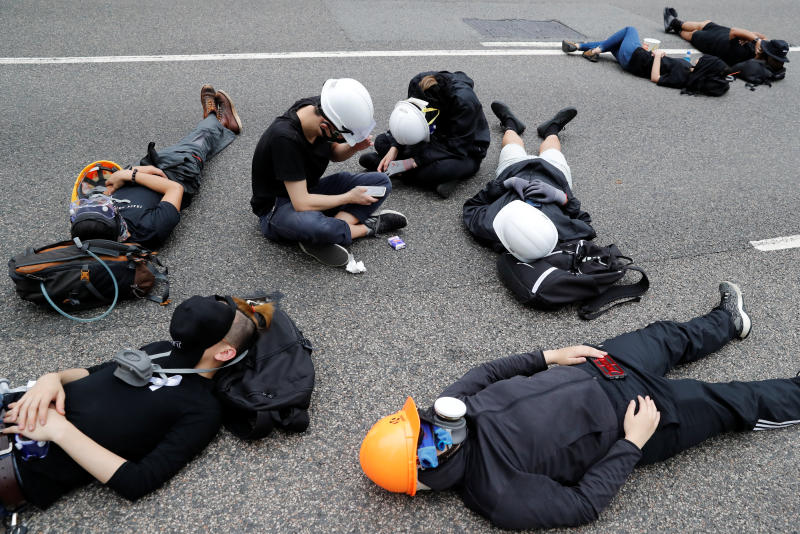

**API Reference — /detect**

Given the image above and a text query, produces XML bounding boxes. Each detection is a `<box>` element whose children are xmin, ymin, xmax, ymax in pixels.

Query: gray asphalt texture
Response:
<box><xmin>2</xmin><ymin>0</ymin><xmax>799</xmax><ymax>532</ymax></box>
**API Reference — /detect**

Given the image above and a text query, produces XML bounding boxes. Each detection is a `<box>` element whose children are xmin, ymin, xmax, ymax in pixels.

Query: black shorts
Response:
<box><xmin>690</xmin><ymin>22</ymin><xmax>730</xmax><ymax>57</ymax></box>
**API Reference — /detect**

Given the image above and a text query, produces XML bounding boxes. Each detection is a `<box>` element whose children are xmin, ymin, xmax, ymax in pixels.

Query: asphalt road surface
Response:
<box><xmin>1</xmin><ymin>0</ymin><xmax>798</xmax><ymax>532</ymax></box>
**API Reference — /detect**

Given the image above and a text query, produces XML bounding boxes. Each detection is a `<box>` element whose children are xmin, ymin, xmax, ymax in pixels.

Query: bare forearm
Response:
<box><xmin>650</xmin><ymin>56</ymin><xmax>662</xmax><ymax>83</ymax></box>
<box><xmin>330</xmin><ymin>142</ymin><xmax>357</xmax><ymax>162</ymax></box>
<box><xmin>57</xmin><ymin>368</ymin><xmax>89</xmax><ymax>385</ymax></box>
<box><xmin>53</xmin><ymin>422</ymin><xmax>126</xmax><ymax>483</ymax></box>
<box><xmin>293</xmin><ymin>192</ymin><xmax>351</xmax><ymax>211</ymax></box>
<box><xmin>730</xmin><ymin>27</ymin><xmax>758</xmax><ymax>41</ymax></box>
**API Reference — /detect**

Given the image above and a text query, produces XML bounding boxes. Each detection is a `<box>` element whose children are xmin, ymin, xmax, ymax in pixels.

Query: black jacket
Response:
<box><xmin>385</xmin><ymin>71</ymin><xmax>490</xmax><ymax>165</ymax></box>
<box><xmin>462</xmin><ymin>157</ymin><xmax>596</xmax><ymax>252</ymax></box>
<box><xmin>418</xmin><ymin>351</ymin><xmax>642</xmax><ymax>530</ymax></box>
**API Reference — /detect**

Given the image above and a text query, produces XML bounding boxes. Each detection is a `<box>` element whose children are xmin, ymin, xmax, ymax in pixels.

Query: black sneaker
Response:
<box><xmin>718</xmin><ymin>281</ymin><xmax>751</xmax><ymax>339</ymax></box>
<box><xmin>435</xmin><ymin>179</ymin><xmax>460</xmax><ymax>199</ymax></box>
<box><xmin>490</xmin><ymin>101</ymin><xmax>526</xmax><ymax>135</ymax></box>
<box><xmin>364</xmin><ymin>210</ymin><xmax>408</xmax><ymax>236</ymax></box>
<box><xmin>359</xmin><ymin>152</ymin><xmax>381</xmax><ymax>171</ymax></box>
<box><xmin>536</xmin><ymin>107</ymin><xmax>578</xmax><ymax>139</ymax></box>
<box><xmin>663</xmin><ymin>7</ymin><xmax>679</xmax><ymax>33</ymax></box>
<box><xmin>562</xmin><ymin>40</ymin><xmax>579</xmax><ymax>53</ymax></box>
<box><xmin>298</xmin><ymin>242</ymin><xmax>350</xmax><ymax>267</ymax></box>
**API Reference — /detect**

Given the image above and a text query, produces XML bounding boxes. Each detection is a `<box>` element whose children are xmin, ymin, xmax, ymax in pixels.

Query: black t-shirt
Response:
<box><xmin>250</xmin><ymin>97</ymin><xmax>334</xmax><ymax>216</ymax></box>
<box><xmin>15</xmin><ymin>352</ymin><xmax>222</xmax><ymax>507</ymax></box>
<box><xmin>112</xmin><ymin>183</ymin><xmax>180</xmax><ymax>250</ymax></box>
<box><xmin>627</xmin><ymin>48</ymin><xmax>691</xmax><ymax>88</ymax></box>
<box><xmin>691</xmin><ymin>22</ymin><xmax>756</xmax><ymax>66</ymax></box>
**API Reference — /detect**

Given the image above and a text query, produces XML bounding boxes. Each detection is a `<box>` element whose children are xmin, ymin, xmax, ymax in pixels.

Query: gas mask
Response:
<box><xmin>417</xmin><ymin>397</ymin><xmax>467</xmax><ymax>469</ymax></box>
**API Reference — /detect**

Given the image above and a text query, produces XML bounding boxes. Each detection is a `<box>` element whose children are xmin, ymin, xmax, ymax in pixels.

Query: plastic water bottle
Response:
<box><xmin>684</xmin><ymin>50</ymin><xmax>692</xmax><ymax>63</ymax></box>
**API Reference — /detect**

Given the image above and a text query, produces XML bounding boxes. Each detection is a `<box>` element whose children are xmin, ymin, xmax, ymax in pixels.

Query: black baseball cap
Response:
<box><xmin>762</xmin><ymin>39</ymin><xmax>790</xmax><ymax>63</ymax></box>
<box><xmin>169</xmin><ymin>295</ymin><xmax>236</xmax><ymax>353</ymax></box>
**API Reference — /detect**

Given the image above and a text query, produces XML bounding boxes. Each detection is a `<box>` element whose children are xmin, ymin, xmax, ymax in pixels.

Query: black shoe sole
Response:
<box><xmin>299</xmin><ymin>242</ymin><xmax>350</xmax><ymax>267</ymax></box>
<box><xmin>536</xmin><ymin>107</ymin><xmax>578</xmax><ymax>139</ymax></box>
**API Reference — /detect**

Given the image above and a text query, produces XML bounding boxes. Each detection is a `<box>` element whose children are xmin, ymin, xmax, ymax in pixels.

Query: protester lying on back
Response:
<box><xmin>69</xmin><ymin>85</ymin><xmax>241</xmax><ymax>250</ymax></box>
<box><xmin>0</xmin><ymin>294</ymin><xmax>272</xmax><ymax>512</ymax></box>
<box><xmin>360</xmin><ymin>282</ymin><xmax>800</xmax><ymax>530</ymax></box>
<box><xmin>463</xmin><ymin>102</ymin><xmax>594</xmax><ymax>262</ymax></box>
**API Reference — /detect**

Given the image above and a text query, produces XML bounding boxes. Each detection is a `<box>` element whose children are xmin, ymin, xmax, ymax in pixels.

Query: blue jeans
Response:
<box><xmin>580</xmin><ymin>26</ymin><xmax>641</xmax><ymax>71</ymax></box>
<box><xmin>259</xmin><ymin>171</ymin><xmax>391</xmax><ymax>246</ymax></box>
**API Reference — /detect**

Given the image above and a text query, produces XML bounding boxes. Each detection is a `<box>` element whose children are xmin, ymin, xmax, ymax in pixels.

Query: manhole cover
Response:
<box><xmin>464</xmin><ymin>18</ymin><xmax>586</xmax><ymax>40</ymax></box>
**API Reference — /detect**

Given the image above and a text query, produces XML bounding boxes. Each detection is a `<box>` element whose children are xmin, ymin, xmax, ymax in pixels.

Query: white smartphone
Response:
<box><xmin>363</xmin><ymin>186</ymin><xmax>386</xmax><ymax>197</ymax></box>
<box><xmin>386</xmin><ymin>160</ymin><xmax>406</xmax><ymax>176</ymax></box>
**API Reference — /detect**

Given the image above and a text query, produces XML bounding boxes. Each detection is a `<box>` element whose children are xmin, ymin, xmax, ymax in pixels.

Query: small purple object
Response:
<box><xmin>388</xmin><ymin>236</ymin><xmax>406</xmax><ymax>250</ymax></box>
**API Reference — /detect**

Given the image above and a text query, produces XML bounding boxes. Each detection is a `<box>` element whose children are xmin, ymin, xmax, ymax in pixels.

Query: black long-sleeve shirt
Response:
<box><xmin>462</xmin><ymin>157</ymin><xmax>596</xmax><ymax>252</ymax></box>
<box><xmin>418</xmin><ymin>351</ymin><xmax>641</xmax><ymax>530</ymax></box>
<box><xmin>16</xmin><ymin>349</ymin><xmax>222</xmax><ymax>508</ymax></box>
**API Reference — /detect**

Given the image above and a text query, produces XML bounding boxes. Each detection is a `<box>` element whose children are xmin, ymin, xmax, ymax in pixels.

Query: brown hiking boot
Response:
<box><xmin>201</xmin><ymin>84</ymin><xmax>217</xmax><ymax>118</ymax></box>
<box><xmin>215</xmin><ymin>90</ymin><xmax>242</xmax><ymax>134</ymax></box>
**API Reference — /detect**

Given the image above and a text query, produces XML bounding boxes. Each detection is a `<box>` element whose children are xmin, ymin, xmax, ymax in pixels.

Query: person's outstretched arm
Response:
<box><xmin>729</xmin><ymin>27</ymin><xmax>765</xmax><ymax>42</ymax></box>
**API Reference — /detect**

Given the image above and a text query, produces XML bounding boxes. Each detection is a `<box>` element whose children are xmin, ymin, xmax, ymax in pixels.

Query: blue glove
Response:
<box><xmin>503</xmin><ymin>176</ymin><xmax>529</xmax><ymax>200</ymax></box>
<box><xmin>524</xmin><ymin>179</ymin><xmax>567</xmax><ymax>205</ymax></box>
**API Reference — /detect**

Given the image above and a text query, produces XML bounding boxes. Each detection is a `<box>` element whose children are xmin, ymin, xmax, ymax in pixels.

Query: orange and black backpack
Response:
<box><xmin>8</xmin><ymin>238</ymin><xmax>169</xmax><ymax>321</ymax></box>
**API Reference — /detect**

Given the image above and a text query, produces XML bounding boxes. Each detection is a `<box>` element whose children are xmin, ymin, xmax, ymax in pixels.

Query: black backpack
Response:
<box><xmin>8</xmin><ymin>238</ymin><xmax>169</xmax><ymax>320</ymax></box>
<box><xmin>682</xmin><ymin>55</ymin><xmax>732</xmax><ymax>97</ymax></box>
<box><xmin>728</xmin><ymin>59</ymin><xmax>785</xmax><ymax>89</ymax></box>
<box><xmin>213</xmin><ymin>307</ymin><xmax>315</xmax><ymax>439</ymax></box>
<box><xmin>497</xmin><ymin>240</ymin><xmax>649</xmax><ymax>320</ymax></box>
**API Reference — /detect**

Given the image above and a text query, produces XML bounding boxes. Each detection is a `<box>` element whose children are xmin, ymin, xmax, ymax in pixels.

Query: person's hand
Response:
<box><xmin>133</xmin><ymin>165</ymin><xmax>167</xmax><ymax>179</ymax></box>
<box><xmin>543</xmin><ymin>345</ymin><xmax>607</xmax><ymax>366</ymax></box>
<box><xmin>352</xmin><ymin>135</ymin><xmax>374</xmax><ymax>152</ymax></box>
<box><xmin>2</xmin><ymin>407</ymin><xmax>70</xmax><ymax>443</ymax></box>
<box><xmin>652</xmin><ymin>49</ymin><xmax>667</xmax><ymax>59</ymax></box>
<box><xmin>378</xmin><ymin>146</ymin><xmax>399</xmax><ymax>172</ymax></box>
<box><xmin>524</xmin><ymin>179</ymin><xmax>568</xmax><ymax>204</ymax></box>
<box><xmin>4</xmin><ymin>373</ymin><xmax>66</xmax><ymax>431</ymax></box>
<box><xmin>347</xmin><ymin>186</ymin><xmax>379</xmax><ymax>205</ymax></box>
<box><xmin>755</xmin><ymin>32</ymin><xmax>766</xmax><ymax>40</ymax></box>
<box><xmin>502</xmin><ymin>176</ymin><xmax>529</xmax><ymax>200</ymax></box>
<box><xmin>623</xmin><ymin>395</ymin><xmax>661</xmax><ymax>449</ymax></box>
<box><xmin>104</xmin><ymin>169</ymin><xmax>131</xmax><ymax>194</ymax></box>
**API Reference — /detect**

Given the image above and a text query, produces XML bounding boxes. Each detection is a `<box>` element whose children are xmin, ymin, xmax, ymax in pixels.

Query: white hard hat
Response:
<box><xmin>388</xmin><ymin>98</ymin><xmax>430</xmax><ymax>145</ymax></box>
<box><xmin>320</xmin><ymin>78</ymin><xmax>376</xmax><ymax>146</ymax></box>
<box><xmin>492</xmin><ymin>200</ymin><xmax>558</xmax><ymax>262</ymax></box>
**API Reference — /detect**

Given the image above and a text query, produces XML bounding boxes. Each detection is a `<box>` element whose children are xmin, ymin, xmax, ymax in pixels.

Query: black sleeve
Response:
<box><xmin>439</xmin><ymin>351</ymin><xmax>547</xmax><ymax>398</ymax></box>
<box><xmin>86</xmin><ymin>361</ymin><xmax>116</xmax><ymax>374</ymax></box>
<box><xmin>462</xmin><ymin>178</ymin><xmax>510</xmax><ymax>243</ymax></box>
<box><xmin>484</xmin><ymin>439</ymin><xmax>642</xmax><ymax>530</ymax></box>
<box><xmin>270</xmin><ymin>135</ymin><xmax>309</xmax><ymax>182</ymax></box>
<box><xmin>437</xmin><ymin>94</ymin><xmax>483</xmax><ymax>158</ymax></box>
<box><xmin>105</xmin><ymin>406</ymin><xmax>222</xmax><ymax>501</ymax></box>
<box><xmin>135</xmin><ymin>202</ymin><xmax>180</xmax><ymax>248</ymax></box>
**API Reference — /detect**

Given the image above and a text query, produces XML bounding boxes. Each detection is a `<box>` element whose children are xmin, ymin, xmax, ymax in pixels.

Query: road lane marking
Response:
<box><xmin>4</xmin><ymin>46</ymin><xmax>797</xmax><ymax>65</ymax></box>
<box><xmin>750</xmin><ymin>235</ymin><xmax>800</xmax><ymax>251</ymax></box>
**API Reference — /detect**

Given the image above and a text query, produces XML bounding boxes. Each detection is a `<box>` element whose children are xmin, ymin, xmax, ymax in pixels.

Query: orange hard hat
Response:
<box><xmin>71</xmin><ymin>160</ymin><xmax>122</xmax><ymax>202</ymax></box>
<box><xmin>359</xmin><ymin>397</ymin><xmax>421</xmax><ymax>496</ymax></box>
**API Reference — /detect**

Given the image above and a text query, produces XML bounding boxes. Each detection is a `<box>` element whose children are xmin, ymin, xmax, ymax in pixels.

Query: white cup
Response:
<box><xmin>643</xmin><ymin>38</ymin><xmax>661</xmax><ymax>51</ymax></box>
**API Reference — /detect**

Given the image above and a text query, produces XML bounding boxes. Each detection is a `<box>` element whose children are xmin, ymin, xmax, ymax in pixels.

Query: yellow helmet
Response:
<box><xmin>71</xmin><ymin>160</ymin><xmax>122</xmax><ymax>202</ymax></box>
<box><xmin>359</xmin><ymin>397</ymin><xmax>421</xmax><ymax>496</ymax></box>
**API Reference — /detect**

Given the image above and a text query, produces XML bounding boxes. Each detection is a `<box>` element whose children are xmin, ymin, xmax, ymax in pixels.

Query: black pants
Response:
<box><xmin>589</xmin><ymin>309</ymin><xmax>800</xmax><ymax>464</ymax></box>
<box><xmin>374</xmin><ymin>133</ymin><xmax>480</xmax><ymax>188</ymax></box>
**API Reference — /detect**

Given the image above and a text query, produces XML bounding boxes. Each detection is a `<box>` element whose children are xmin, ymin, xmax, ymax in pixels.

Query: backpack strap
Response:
<box><xmin>40</xmin><ymin>239</ymin><xmax>120</xmax><ymax>323</ymax></box>
<box><xmin>577</xmin><ymin>266</ymin><xmax>649</xmax><ymax>320</ymax></box>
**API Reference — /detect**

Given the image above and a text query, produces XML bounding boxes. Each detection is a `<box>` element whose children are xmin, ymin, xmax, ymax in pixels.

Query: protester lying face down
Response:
<box><xmin>0</xmin><ymin>293</ymin><xmax>273</xmax><ymax>512</ymax></box>
<box><xmin>251</xmin><ymin>77</ymin><xmax>408</xmax><ymax>267</ymax></box>
<box><xmin>359</xmin><ymin>282</ymin><xmax>800</xmax><ymax>530</ymax></box>
<box><xmin>359</xmin><ymin>71</ymin><xmax>491</xmax><ymax>198</ymax></box>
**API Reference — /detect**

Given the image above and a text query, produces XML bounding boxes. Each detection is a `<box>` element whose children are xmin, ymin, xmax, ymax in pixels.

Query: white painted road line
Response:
<box><xmin>1</xmin><ymin>46</ymin><xmax>796</xmax><ymax>66</ymax></box>
<box><xmin>750</xmin><ymin>235</ymin><xmax>800</xmax><ymax>251</ymax></box>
